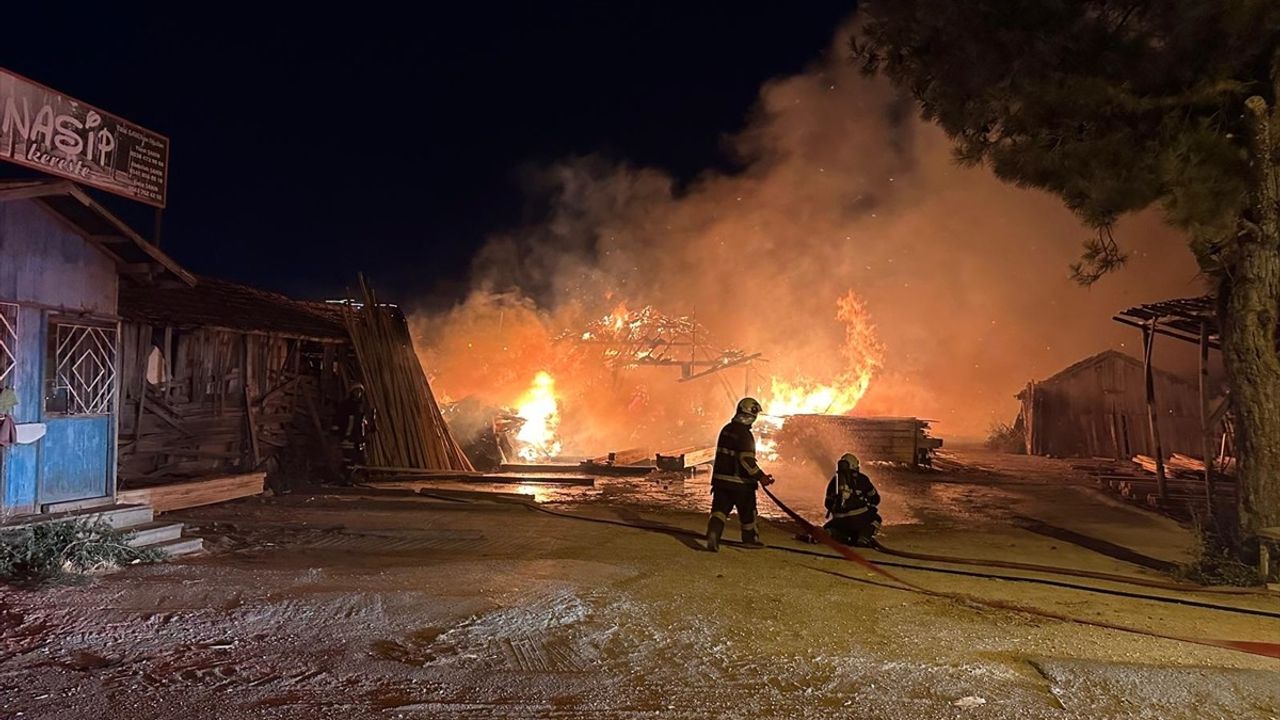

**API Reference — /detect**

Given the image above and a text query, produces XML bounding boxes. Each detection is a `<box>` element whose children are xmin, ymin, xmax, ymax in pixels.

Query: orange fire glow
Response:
<box><xmin>514</xmin><ymin>371</ymin><xmax>562</xmax><ymax>460</ymax></box>
<box><xmin>763</xmin><ymin>290</ymin><xmax>884</xmax><ymax>417</ymax></box>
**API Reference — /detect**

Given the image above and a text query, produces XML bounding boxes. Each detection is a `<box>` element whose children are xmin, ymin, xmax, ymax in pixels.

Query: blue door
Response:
<box><xmin>38</xmin><ymin>417</ymin><xmax>111</xmax><ymax>504</ymax></box>
<box><xmin>37</xmin><ymin>320</ymin><xmax>118</xmax><ymax>506</ymax></box>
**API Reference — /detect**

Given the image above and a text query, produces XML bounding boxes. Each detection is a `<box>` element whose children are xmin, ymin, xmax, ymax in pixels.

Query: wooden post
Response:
<box><xmin>1200</xmin><ymin>320</ymin><xmax>1216</xmax><ymax>517</ymax></box>
<box><xmin>1142</xmin><ymin>323</ymin><xmax>1168</xmax><ymax>502</ymax></box>
<box><xmin>242</xmin><ymin>339</ymin><xmax>260</xmax><ymax>470</ymax></box>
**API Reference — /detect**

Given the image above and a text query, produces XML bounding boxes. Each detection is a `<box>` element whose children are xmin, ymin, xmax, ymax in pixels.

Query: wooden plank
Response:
<box><xmin>358</xmin><ymin>465</ymin><xmax>481</xmax><ymax>476</ymax></box>
<box><xmin>1142</xmin><ymin>323</ymin><xmax>1168</xmax><ymax>500</ymax></box>
<box><xmin>117</xmin><ymin>472</ymin><xmax>266</xmax><ymax>513</ymax></box>
<box><xmin>372</xmin><ymin>474</ymin><xmax>595</xmax><ymax>486</ymax></box>
<box><xmin>1199</xmin><ymin>320</ymin><xmax>1216</xmax><ymax>515</ymax></box>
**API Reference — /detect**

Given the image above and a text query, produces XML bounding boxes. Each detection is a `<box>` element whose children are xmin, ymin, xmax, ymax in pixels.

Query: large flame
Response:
<box><xmin>764</xmin><ymin>290</ymin><xmax>884</xmax><ymax>417</ymax></box>
<box><xmin>515</xmin><ymin>371</ymin><xmax>562</xmax><ymax>460</ymax></box>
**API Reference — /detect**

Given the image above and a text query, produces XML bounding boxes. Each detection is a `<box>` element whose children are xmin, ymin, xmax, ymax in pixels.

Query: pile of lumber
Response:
<box><xmin>345</xmin><ymin>276</ymin><xmax>473</xmax><ymax>472</ymax></box>
<box><xmin>774</xmin><ymin>415</ymin><xmax>942</xmax><ymax>467</ymax></box>
<box><xmin>1081</xmin><ymin>453</ymin><xmax>1237</xmax><ymax>521</ymax></box>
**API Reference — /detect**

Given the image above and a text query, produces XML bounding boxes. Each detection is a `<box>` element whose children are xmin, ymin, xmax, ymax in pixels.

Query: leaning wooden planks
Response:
<box><xmin>345</xmin><ymin>275</ymin><xmax>474</xmax><ymax>472</ymax></box>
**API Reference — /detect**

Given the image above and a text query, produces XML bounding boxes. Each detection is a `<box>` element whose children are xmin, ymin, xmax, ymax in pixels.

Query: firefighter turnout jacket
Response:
<box><xmin>825</xmin><ymin>470</ymin><xmax>880</xmax><ymax>520</ymax></box>
<box><xmin>712</xmin><ymin>420</ymin><xmax>766</xmax><ymax>490</ymax></box>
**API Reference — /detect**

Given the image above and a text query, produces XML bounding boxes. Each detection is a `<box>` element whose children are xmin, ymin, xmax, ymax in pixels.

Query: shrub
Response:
<box><xmin>985</xmin><ymin>421</ymin><xmax>1026</xmax><ymax>454</ymax></box>
<box><xmin>1176</xmin><ymin>517</ymin><xmax>1259</xmax><ymax>587</ymax></box>
<box><xmin>0</xmin><ymin>518</ymin><xmax>163</xmax><ymax>586</ymax></box>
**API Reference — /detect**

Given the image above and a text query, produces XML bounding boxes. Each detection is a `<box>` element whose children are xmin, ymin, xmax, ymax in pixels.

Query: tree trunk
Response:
<box><xmin>1221</xmin><ymin>93</ymin><xmax>1280</xmax><ymax>538</ymax></box>
<box><xmin>1219</xmin><ymin>244</ymin><xmax>1280</xmax><ymax>537</ymax></box>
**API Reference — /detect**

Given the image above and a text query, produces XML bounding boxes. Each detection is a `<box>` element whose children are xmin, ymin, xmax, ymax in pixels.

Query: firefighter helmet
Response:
<box><xmin>732</xmin><ymin>394</ymin><xmax>757</xmax><ymax>422</ymax></box>
<box><xmin>838</xmin><ymin>453</ymin><xmax>860</xmax><ymax>471</ymax></box>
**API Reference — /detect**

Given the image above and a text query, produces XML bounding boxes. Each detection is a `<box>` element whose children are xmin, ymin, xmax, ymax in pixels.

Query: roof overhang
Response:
<box><xmin>0</xmin><ymin>179</ymin><xmax>195</xmax><ymax>287</ymax></box>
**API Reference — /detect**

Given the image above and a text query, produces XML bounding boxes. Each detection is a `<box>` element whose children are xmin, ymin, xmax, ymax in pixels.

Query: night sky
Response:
<box><xmin>3</xmin><ymin>4</ymin><xmax>854</xmax><ymax>304</ymax></box>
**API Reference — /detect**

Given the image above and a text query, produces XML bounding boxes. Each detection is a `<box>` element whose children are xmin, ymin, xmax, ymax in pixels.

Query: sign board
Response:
<box><xmin>0</xmin><ymin>68</ymin><xmax>168</xmax><ymax>207</ymax></box>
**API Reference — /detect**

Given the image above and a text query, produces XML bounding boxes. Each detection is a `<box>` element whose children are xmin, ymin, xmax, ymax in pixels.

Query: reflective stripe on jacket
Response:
<box><xmin>711</xmin><ymin>421</ymin><xmax>763</xmax><ymax>489</ymax></box>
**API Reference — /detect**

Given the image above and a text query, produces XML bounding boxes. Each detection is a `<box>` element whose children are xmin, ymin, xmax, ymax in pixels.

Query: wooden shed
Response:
<box><xmin>1018</xmin><ymin>350</ymin><xmax>1204</xmax><ymax>459</ymax></box>
<box><xmin>115</xmin><ymin>276</ymin><xmax>357</xmax><ymax>489</ymax></box>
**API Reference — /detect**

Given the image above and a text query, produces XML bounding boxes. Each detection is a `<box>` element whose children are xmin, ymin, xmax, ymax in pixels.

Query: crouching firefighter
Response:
<box><xmin>706</xmin><ymin>397</ymin><xmax>775</xmax><ymax>552</ymax></box>
<box><xmin>824</xmin><ymin>453</ymin><xmax>881</xmax><ymax>547</ymax></box>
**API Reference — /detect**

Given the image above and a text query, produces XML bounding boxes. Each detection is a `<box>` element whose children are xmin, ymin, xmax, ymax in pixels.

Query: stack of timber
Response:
<box><xmin>118</xmin><ymin>277</ymin><xmax>355</xmax><ymax>489</ymax></box>
<box><xmin>346</xmin><ymin>276</ymin><xmax>473</xmax><ymax>472</ymax></box>
<box><xmin>1080</xmin><ymin>453</ymin><xmax>1237</xmax><ymax>521</ymax></box>
<box><xmin>774</xmin><ymin>416</ymin><xmax>942</xmax><ymax>467</ymax></box>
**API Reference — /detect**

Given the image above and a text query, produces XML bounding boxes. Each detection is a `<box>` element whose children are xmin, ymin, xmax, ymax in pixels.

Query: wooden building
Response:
<box><xmin>0</xmin><ymin>180</ymin><xmax>192</xmax><ymax>516</ymax></box>
<box><xmin>1018</xmin><ymin>350</ymin><xmax>1205</xmax><ymax>459</ymax></box>
<box><xmin>115</xmin><ymin>277</ymin><xmax>357</xmax><ymax>489</ymax></box>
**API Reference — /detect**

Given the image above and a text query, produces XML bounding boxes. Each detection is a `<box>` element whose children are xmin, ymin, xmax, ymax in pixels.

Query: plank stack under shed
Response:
<box><xmin>345</xmin><ymin>276</ymin><xmax>473</xmax><ymax>472</ymax></box>
<box><xmin>1080</xmin><ymin>453</ymin><xmax>1237</xmax><ymax>521</ymax></box>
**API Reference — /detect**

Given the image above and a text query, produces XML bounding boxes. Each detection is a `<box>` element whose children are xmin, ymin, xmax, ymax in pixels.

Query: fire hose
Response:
<box><xmin>452</xmin><ymin>488</ymin><xmax>1280</xmax><ymax>660</ymax></box>
<box><xmin>758</xmin><ymin>485</ymin><xmax>1280</xmax><ymax>661</ymax></box>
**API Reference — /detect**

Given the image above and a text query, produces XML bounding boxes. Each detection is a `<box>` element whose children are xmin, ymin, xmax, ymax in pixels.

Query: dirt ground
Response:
<box><xmin>3</xmin><ymin>449</ymin><xmax>1279</xmax><ymax>719</ymax></box>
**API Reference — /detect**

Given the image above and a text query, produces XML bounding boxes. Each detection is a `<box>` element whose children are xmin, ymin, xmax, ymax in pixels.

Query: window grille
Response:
<box><xmin>0</xmin><ymin>303</ymin><xmax>15</xmax><ymax>388</ymax></box>
<box><xmin>47</xmin><ymin>322</ymin><xmax>117</xmax><ymax>415</ymax></box>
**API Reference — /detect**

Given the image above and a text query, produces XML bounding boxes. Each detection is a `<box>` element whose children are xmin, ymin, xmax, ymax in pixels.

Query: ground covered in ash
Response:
<box><xmin>2</xmin><ymin>450</ymin><xmax>1279</xmax><ymax>719</ymax></box>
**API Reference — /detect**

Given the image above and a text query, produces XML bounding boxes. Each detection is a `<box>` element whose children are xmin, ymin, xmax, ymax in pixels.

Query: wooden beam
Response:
<box><xmin>676</xmin><ymin>353</ymin><xmax>765</xmax><ymax>383</ymax></box>
<box><xmin>1200</xmin><ymin>321</ymin><xmax>1216</xmax><ymax>517</ymax></box>
<box><xmin>1142</xmin><ymin>322</ymin><xmax>1168</xmax><ymax>502</ymax></box>
<box><xmin>118</xmin><ymin>472</ymin><xmax>266</xmax><ymax>513</ymax></box>
<box><xmin>0</xmin><ymin>181</ymin><xmax>75</xmax><ymax>203</ymax></box>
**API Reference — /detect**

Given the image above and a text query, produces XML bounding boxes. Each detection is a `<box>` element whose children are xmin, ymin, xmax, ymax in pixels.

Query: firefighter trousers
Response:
<box><xmin>824</xmin><ymin>508</ymin><xmax>881</xmax><ymax>546</ymax></box>
<box><xmin>707</xmin><ymin>485</ymin><xmax>761</xmax><ymax>542</ymax></box>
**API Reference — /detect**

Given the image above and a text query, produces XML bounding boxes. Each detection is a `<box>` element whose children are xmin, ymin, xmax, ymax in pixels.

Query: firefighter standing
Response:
<box><xmin>331</xmin><ymin>383</ymin><xmax>376</xmax><ymax>485</ymax></box>
<box><xmin>706</xmin><ymin>397</ymin><xmax>775</xmax><ymax>552</ymax></box>
<box><xmin>824</xmin><ymin>453</ymin><xmax>882</xmax><ymax>546</ymax></box>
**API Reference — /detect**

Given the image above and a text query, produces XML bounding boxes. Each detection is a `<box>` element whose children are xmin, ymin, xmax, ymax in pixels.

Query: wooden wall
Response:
<box><xmin>0</xmin><ymin>199</ymin><xmax>116</xmax><ymax>314</ymax></box>
<box><xmin>117</xmin><ymin>323</ymin><xmax>352</xmax><ymax>487</ymax></box>
<box><xmin>1023</xmin><ymin>354</ymin><xmax>1205</xmax><ymax>459</ymax></box>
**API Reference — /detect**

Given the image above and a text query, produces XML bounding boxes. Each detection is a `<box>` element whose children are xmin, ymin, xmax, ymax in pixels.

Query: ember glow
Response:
<box><xmin>514</xmin><ymin>371</ymin><xmax>562</xmax><ymax>460</ymax></box>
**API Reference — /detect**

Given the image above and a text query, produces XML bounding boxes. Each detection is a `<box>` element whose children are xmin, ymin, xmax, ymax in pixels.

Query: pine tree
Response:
<box><xmin>853</xmin><ymin>0</ymin><xmax>1280</xmax><ymax>539</ymax></box>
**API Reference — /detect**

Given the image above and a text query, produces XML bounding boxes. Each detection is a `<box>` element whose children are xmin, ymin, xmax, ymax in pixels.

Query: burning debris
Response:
<box><xmin>423</xmin><ymin>287</ymin><xmax>903</xmax><ymax>465</ymax></box>
<box><xmin>563</xmin><ymin>303</ymin><xmax>761</xmax><ymax>380</ymax></box>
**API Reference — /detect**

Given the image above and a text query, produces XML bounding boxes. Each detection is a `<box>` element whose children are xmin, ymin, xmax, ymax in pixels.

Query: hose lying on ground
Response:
<box><xmin>758</xmin><ymin>485</ymin><xmax>1280</xmax><ymax>661</ymax></box>
<box><xmin>868</xmin><ymin>541</ymin><xmax>1264</xmax><ymax>596</ymax></box>
<box><xmin>408</xmin><ymin>487</ymin><xmax>1280</xmax><ymax>659</ymax></box>
<box><xmin>394</xmin><ymin>483</ymin><xmax>1280</xmax><ymax>658</ymax></box>
<box><xmin>465</xmin><ymin>490</ymin><xmax>1280</xmax><ymax>619</ymax></box>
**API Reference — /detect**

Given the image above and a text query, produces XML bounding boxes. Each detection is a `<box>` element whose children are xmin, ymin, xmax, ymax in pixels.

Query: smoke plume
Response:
<box><xmin>414</xmin><ymin>21</ymin><xmax>1203</xmax><ymax>451</ymax></box>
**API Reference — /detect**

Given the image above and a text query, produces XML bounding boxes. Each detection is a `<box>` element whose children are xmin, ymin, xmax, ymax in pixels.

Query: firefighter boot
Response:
<box><xmin>741</xmin><ymin>522</ymin><xmax>765</xmax><ymax>549</ymax></box>
<box><xmin>706</xmin><ymin>513</ymin><xmax>726</xmax><ymax>552</ymax></box>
